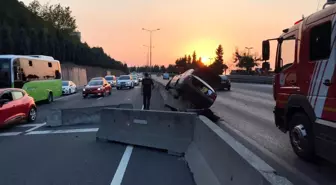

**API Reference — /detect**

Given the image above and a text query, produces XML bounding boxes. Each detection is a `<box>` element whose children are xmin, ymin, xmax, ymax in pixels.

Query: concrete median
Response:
<box><xmin>46</xmin><ymin>104</ymin><xmax>133</xmax><ymax>127</ymax></box>
<box><xmin>96</xmin><ymin>108</ymin><xmax>196</xmax><ymax>154</ymax></box>
<box><xmin>96</xmin><ymin>108</ymin><xmax>292</xmax><ymax>185</ymax></box>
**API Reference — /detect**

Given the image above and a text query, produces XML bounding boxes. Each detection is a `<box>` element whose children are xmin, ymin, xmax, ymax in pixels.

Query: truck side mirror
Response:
<box><xmin>262</xmin><ymin>40</ymin><xmax>270</xmax><ymax>61</ymax></box>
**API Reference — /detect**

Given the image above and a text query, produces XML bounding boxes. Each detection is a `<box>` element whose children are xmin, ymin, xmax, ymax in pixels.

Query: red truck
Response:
<box><xmin>262</xmin><ymin>1</ymin><xmax>336</xmax><ymax>163</ymax></box>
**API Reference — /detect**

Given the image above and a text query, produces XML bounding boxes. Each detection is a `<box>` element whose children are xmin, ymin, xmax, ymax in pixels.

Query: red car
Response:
<box><xmin>0</xmin><ymin>88</ymin><xmax>37</xmax><ymax>126</ymax></box>
<box><xmin>82</xmin><ymin>78</ymin><xmax>112</xmax><ymax>98</ymax></box>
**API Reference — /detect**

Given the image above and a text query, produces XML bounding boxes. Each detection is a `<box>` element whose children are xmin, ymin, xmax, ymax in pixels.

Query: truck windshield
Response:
<box><xmin>0</xmin><ymin>59</ymin><xmax>12</xmax><ymax>88</ymax></box>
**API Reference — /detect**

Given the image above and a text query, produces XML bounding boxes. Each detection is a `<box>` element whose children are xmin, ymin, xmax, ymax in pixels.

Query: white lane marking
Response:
<box><xmin>110</xmin><ymin>145</ymin><xmax>134</xmax><ymax>185</ymax></box>
<box><xmin>54</xmin><ymin>93</ymin><xmax>79</xmax><ymax>101</ymax></box>
<box><xmin>220</xmin><ymin>121</ymin><xmax>319</xmax><ymax>185</ymax></box>
<box><xmin>17</xmin><ymin>123</ymin><xmax>45</xmax><ymax>128</ymax></box>
<box><xmin>0</xmin><ymin>132</ymin><xmax>21</xmax><ymax>136</ymax></box>
<box><xmin>316</xmin><ymin>119</ymin><xmax>336</xmax><ymax>128</ymax></box>
<box><xmin>26</xmin><ymin>128</ymin><xmax>99</xmax><ymax>135</ymax></box>
<box><xmin>141</xmin><ymin>105</ymin><xmax>144</xmax><ymax>110</ymax></box>
<box><xmin>133</xmin><ymin>119</ymin><xmax>147</xmax><ymax>125</ymax></box>
<box><xmin>25</xmin><ymin>122</ymin><xmax>46</xmax><ymax>133</ymax></box>
<box><xmin>97</xmin><ymin>97</ymin><xmax>103</xmax><ymax>100</ymax></box>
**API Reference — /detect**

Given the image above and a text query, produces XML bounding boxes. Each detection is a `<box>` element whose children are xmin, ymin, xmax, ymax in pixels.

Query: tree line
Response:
<box><xmin>0</xmin><ymin>0</ymin><xmax>128</xmax><ymax>73</ymax></box>
<box><xmin>129</xmin><ymin>45</ymin><xmax>229</xmax><ymax>75</ymax></box>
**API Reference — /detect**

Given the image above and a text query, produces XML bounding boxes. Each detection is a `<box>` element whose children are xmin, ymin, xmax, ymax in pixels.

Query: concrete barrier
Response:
<box><xmin>96</xmin><ymin>108</ymin><xmax>292</xmax><ymax>185</ymax></box>
<box><xmin>96</xmin><ymin>108</ymin><xmax>196</xmax><ymax>154</ymax></box>
<box><xmin>227</xmin><ymin>75</ymin><xmax>274</xmax><ymax>84</ymax></box>
<box><xmin>46</xmin><ymin>104</ymin><xmax>133</xmax><ymax>127</ymax></box>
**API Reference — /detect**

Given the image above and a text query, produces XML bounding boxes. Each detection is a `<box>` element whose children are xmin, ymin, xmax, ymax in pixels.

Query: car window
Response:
<box><xmin>105</xmin><ymin>76</ymin><xmax>114</xmax><ymax>80</ymax></box>
<box><xmin>88</xmin><ymin>80</ymin><xmax>103</xmax><ymax>86</ymax></box>
<box><xmin>62</xmin><ymin>81</ymin><xmax>69</xmax><ymax>86</ymax></box>
<box><xmin>119</xmin><ymin>76</ymin><xmax>130</xmax><ymax>80</ymax></box>
<box><xmin>12</xmin><ymin>91</ymin><xmax>24</xmax><ymax>100</ymax></box>
<box><xmin>1</xmin><ymin>92</ymin><xmax>13</xmax><ymax>101</ymax></box>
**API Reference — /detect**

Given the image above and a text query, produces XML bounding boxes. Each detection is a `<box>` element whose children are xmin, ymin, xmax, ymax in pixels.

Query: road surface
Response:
<box><xmin>154</xmin><ymin>76</ymin><xmax>336</xmax><ymax>185</ymax></box>
<box><xmin>0</xmin><ymin>85</ymin><xmax>195</xmax><ymax>185</ymax></box>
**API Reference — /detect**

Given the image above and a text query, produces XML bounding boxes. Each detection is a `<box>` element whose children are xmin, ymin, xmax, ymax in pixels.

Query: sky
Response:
<box><xmin>22</xmin><ymin>0</ymin><xmax>323</xmax><ymax>68</ymax></box>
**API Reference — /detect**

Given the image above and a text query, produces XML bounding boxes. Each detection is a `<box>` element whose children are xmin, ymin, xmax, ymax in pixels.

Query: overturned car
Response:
<box><xmin>165</xmin><ymin>69</ymin><xmax>221</xmax><ymax>110</ymax></box>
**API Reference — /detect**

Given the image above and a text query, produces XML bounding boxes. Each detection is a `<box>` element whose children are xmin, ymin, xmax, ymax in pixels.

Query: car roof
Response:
<box><xmin>0</xmin><ymin>88</ymin><xmax>24</xmax><ymax>94</ymax></box>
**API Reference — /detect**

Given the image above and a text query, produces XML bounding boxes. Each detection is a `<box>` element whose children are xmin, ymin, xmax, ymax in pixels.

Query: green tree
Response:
<box><xmin>28</xmin><ymin>0</ymin><xmax>77</xmax><ymax>33</ymax></box>
<box><xmin>209</xmin><ymin>44</ymin><xmax>225</xmax><ymax>75</ymax></box>
<box><xmin>233</xmin><ymin>48</ymin><xmax>260</xmax><ymax>74</ymax></box>
<box><xmin>167</xmin><ymin>64</ymin><xmax>176</xmax><ymax>73</ymax></box>
<box><xmin>0</xmin><ymin>26</ymin><xmax>14</xmax><ymax>54</ymax></box>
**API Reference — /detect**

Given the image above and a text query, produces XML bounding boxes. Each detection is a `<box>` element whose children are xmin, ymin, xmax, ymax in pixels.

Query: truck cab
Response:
<box><xmin>262</xmin><ymin>2</ymin><xmax>336</xmax><ymax>163</ymax></box>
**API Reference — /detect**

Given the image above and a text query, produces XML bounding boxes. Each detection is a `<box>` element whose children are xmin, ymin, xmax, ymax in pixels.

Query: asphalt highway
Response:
<box><xmin>0</xmin><ymin>85</ymin><xmax>195</xmax><ymax>185</ymax></box>
<box><xmin>153</xmin><ymin>76</ymin><xmax>336</xmax><ymax>185</ymax></box>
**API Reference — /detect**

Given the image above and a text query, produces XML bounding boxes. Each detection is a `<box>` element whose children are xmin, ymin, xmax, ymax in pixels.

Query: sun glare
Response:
<box><xmin>201</xmin><ymin>57</ymin><xmax>210</xmax><ymax>65</ymax></box>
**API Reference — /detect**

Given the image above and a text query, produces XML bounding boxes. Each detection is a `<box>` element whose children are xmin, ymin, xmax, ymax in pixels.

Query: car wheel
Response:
<box><xmin>117</xmin><ymin>87</ymin><xmax>120</xmax><ymax>90</ymax></box>
<box><xmin>47</xmin><ymin>92</ymin><xmax>53</xmax><ymax>104</ymax></box>
<box><xmin>83</xmin><ymin>94</ymin><xmax>88</xmax><ymax>99</ymax></box>
<box><xmin>289</xmin><ymin>112</ymin><xmax>316</xmax><ymax>161</ymax></box>
<box><xmin>227</xmin><ymin>87</ymin><xmax>231</xmax><ymax>91</ymax></box>
<box><xmin>28</xmin><ymin>107</ymin><xmax>37</xmax><ymax>122</ymax></box>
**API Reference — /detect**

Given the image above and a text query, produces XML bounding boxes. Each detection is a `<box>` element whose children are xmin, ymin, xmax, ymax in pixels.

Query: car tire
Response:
<box><xmin>27</xmin><ymin>106</ymin><xmax>37</xmax><ymax>122</ymax></box>
<box><xmin>47</xmin><ymin>92</ymin><xmax>53</xmax><ymax>104</ymax></box>
<box><xmin>83</xmin><ymin>94</ymin><xmax>88</xmax><ymax>99</ymax></box>
<box><xmin>289</xmin><ymin>112</ymin><xmax>316</xmax><ymax>162</ymax></box>
<box><xmin>117</xmin><ymin>87</ymin><xmax>120</xmax><ymax>90</ymax></box>
<box><xmin>227</xmin><ymin>87</ymin><xmax>231</xmax><ymax>91</ymax></box>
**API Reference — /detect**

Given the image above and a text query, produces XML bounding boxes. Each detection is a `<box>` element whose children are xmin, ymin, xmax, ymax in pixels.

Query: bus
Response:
<box><xmin>0</xmin><ymin>55</ymin><xmax>62</xmax><ymax>103</ymax></box>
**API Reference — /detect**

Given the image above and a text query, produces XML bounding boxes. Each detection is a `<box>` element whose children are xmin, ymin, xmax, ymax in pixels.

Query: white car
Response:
<box><xmin>116</xmin><ymin>75</ymin><xmax>134</xmax><ymax>90</ymax></box>
<box><xmin>105</xmin><ymin>75</ymin><xmax>117</xmax><ymax>87</ymax></box>
<box><xmin>62</xmin><ymin>81</ymin><xmax>77</xmax><ymax>95</ymax></box>
<box><xmin>131</xmin><ymin>75</ymin><xmax>140</xmax><ymax>86</ymax></box>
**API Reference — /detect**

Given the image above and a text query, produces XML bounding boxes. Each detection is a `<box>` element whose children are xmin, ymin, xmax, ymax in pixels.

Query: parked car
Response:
<box><xmin>166</xmin><ymin>69</ymin><xmax>217</xmax><ymax>109</ymax></box>
<box><xmin>82</xmin><ymin>78</ymin><xmax>111</xmax><ymax>98</ymax></box>
<box><xmin>62</xmin><ymin>81</ymin><xmax>77</xmax><ymax>95</ymax></box>
<box><xmin>218</xmin><ymin>75</ymin><xmax>231</xmax><ymax>91</ymax></box>
<box><xmin>131</xmin><ymin>74</ymin><xmax>140</xmax><ymax>86</ymax></box>
<box><xmin>163</xmin><ymin>73</ymin><xmax>170</xmax><ymax>80</ymax></box>
<box><xmin>0</xmin><ymin>88</ymin><xmax>37</xmax><ymax>126</ymax></box>
<box><xmin>105</xmin><ymin>75</ymin><xmax>117</xmax><ymax>87</ymax></box>
<box><xmin>117</xmin><ymin>75</ymin><xmax>134</xmax><ymax>90</ymax></box>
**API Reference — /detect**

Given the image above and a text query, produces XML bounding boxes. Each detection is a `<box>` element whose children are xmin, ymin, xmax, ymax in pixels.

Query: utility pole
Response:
<box><xmin>142</xmin><ymin>28</ymin><xmax>160</xmax><ymax>71</ymax></box>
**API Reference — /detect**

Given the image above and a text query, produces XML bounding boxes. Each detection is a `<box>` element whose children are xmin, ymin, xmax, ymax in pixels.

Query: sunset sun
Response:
<box><xmin>201</xmin><ymin>57</ymin><xmax>210</xmax><ymax>65</ymax></box>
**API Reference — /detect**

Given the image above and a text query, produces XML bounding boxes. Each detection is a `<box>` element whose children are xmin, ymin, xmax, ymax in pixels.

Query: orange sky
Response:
<box><xmin>23</xmin><ymin>0</ymin><xmax>322</xmax><ymax>68</ymax></box>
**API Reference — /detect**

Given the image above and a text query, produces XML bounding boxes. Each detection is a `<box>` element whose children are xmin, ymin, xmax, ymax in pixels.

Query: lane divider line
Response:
<box><xmin>110</xmin><ymin>145</ymin><xmax>134</xmax><ymax>185</ymax></box>
<box><xmin>97</xmin><ymin>97</ymin><xmax>103</xmax><ymax>100</ymax></box>
<box><xmin>25</xmin><ymin>128</ymin><xmax>99</xmax><ymax>135</ymax></box>
<box><xmin>0</xmin><ymin>132</ymin><xmax>21</xmax><ymax>137</ymax></box>
<box><xmin>24</xmin><ymin>122</ymin><xmax>46</xmax><ymax>134</ymax></box>
<box><xmin>141</xmin><ymin>105</ymin><xmax>144</xmax><ymax>110</ymax></box>
<box><xmin>17</xmin><ymin>123</ymin><xmax>45</xmax><ymax>128</ymax></box>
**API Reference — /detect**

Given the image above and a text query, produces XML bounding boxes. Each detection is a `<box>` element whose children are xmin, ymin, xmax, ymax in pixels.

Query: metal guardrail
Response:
<box><xmin>227</xmin><ymin>75</ymin><xmax>274</xmax><ymax>84</ymax></box>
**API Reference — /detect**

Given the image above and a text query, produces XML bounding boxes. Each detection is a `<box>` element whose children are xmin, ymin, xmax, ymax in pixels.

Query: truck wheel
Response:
<box><xmin>289</xmin><ymin>112</ymin><xmax>315</xmax><ymax>161</ymax></box>
<box><xmin>47</xmin><ymin>92</ymin><xmax>53</xmax><ymax>104</ymax></box>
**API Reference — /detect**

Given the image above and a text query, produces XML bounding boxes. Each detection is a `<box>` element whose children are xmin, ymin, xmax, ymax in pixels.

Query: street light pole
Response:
<box><xmin>143</xmin><ymin>45</ymin><xmax>153</xmax><ymax>67</ymax></box>
<box><xmin>142</xmin><ymin>28</ymin><xmax>160</xmax><ymax>71</ymax></box>
<box><xmin>245</xmin><ymin>47</ymin><xmax>253</xmax><ymax>55</ymax></box>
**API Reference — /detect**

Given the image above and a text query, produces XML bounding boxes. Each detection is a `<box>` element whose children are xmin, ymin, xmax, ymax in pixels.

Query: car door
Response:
<box><xmin>0</xmin><ymin>91</ymin><xmax>18</xmax><ymax>125</ymax></box>
<box><xmin>11</xmin><ymin>90</ymin><xmax>26</xmax><ymax>119</ymax></box>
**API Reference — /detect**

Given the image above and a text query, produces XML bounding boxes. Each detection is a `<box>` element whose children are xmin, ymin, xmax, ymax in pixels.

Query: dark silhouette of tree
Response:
<box><xmin>209</xmin><ymin>44</ymin><xmax>226</xmax><ymax>75</ymax></box>
<box><xmin>160</xmin><ymin>65</ymin><xmax>166</xmax><ymax>73</ymax></box>
<box><xmin>233</xmin><ymin>47</ymin><xmax>261</xmax><ymax>74</ymax></box>
<box><xmin>0</xmin><ymin>26</ymin><xmax>14</xmax><ymax>54</ymax></box>
<box><xmin>28</xmin><ymin>0</ymin><xmax>77</xmax><ymax>33</ymax></box>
